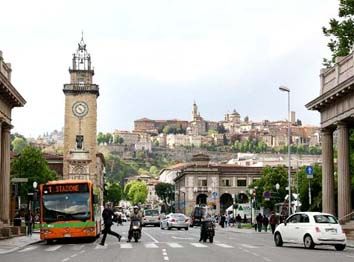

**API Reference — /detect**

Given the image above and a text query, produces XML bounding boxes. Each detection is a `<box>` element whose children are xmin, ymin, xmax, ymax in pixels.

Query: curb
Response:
<box><xmin>0</xmin><ymin>238</ymin><xmax>43</xmax><ymax>255</ymax></box>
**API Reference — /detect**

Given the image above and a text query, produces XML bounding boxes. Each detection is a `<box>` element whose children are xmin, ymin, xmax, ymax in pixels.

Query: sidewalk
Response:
<box><xmin>218</xmin><ymin>226</ymin><xmax>354</xmax><ymax>248</ymax></box>
<box><xmin>0</xmin><ymin>231</ymin><xmax>41</xmax><ymax>255</ymax></box>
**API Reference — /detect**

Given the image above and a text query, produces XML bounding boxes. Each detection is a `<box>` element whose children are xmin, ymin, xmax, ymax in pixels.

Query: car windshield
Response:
<box><xmin>145</xmin><ymin>210</ymin><xmax>159</xmax><ymax>216</ymax></box>
<box><xmin>171</xmin><ymin>214</ymin><xmax>185</xmax><ymax>219</ymax></box>
<box><xmin>43</xmin><ymin>192</ymin><xmax>90</xmax><ymax>222</ymax></box>
<box><xmin>314</xmin><ymin>214</ymin><xmax>338</xmax><ymax>224</ymax></box>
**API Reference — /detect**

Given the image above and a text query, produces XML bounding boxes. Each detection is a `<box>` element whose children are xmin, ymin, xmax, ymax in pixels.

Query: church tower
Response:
<box><xmin>192</xmin><ymin>101</ymin><xmax>198</xmax><ymax>121</ymax></box>
<box><xmin>63</xmin><ymin>36</ymin><xmax>100</xmax><ymax>184</ymax></box>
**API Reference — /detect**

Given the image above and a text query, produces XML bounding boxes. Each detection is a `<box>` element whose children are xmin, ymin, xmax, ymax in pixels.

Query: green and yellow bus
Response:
<box><xmin>39</xmin><ymin>180</ymin><xmax>101</xmax><ymax>243</ymax></box>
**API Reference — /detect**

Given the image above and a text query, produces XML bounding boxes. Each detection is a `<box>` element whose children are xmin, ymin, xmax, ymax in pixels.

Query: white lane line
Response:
<box><xmin>145</xmin><ymin>243</ymin><xmax>159</xmax><ymax>248</ymax></box>
<box><xmin>143</xmin><ymin>231</ymin><xmax>159</xmax><ymax>243</ymax></box>
<box><xmin>251</xmin><ymin>252</ymin><xmax>259</xmax><ymax>257</ymax></box>
<box><xmin>95</xmin><ymin>244</ymin><xmax>107</xmax><ymax>249</ymax></box>
<box><xmin>45</xmin><ymin>245</ymin><xmax>62</xmax><ymax>252</ymax></box>
<box><xmin>18</xmin><ymin>246</ymin><xmax>38</xmax><ymax>253</ymax></box>
<box><xmin>241</xmin><ymin>244</ymin><xmax>258</xmax><ymax>249</ymax></box>
<box><xmin>171</xmin><ymin>236</ymin><xmax>194</xmax><ymax>240</ymax></box>
<box><xmin>71</xmin><ymin>245</ymin><xmax>84</xmax><ymax>251</ymax></box>
<box><xmin>190</xmin><ymin>243</ymin><xmax>208</xmax><ymax>248</ymax></box>
<box><xmin>120</xmin><ymin>243</ymin><xmax>133</xmax><ymax>249</ymax></box>
<box><xmin>163</xmin><ymin>257</ymin><xmax>169</xmax><ymax>261</ymax></box>
<box><xmin>215</xmin><ymin>243</ymin><xmax>233</xmax><ymax>248</ymax></box>
<box><xmin>79</xmin><ymin>250</ymin><xmax>85</xmax><ymax>254</ymax></box>
<box><xmin>167</xmin><ymin>243</ymin><xmax>183</xmax><ymax>248</ymax></box>
<box><xmin>62</xmin><ymin>258</ymin><xmax>70</xmax><ymax>262</ymax></box>
<box><xmin>70</xmin><ymin>254</ymin><xmax>78</xmax><ymax>258</ymax></box>
<box><xmin>264</xmin><ymin>258</ymin><xmax>272</xmax><ymax>262</ymax></box>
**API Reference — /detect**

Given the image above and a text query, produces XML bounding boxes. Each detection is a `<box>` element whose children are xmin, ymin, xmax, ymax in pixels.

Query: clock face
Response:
<box><xmin>72</xmin><ymin>101</ymin><xmax>89</xmax><ymax>117</ymax></box>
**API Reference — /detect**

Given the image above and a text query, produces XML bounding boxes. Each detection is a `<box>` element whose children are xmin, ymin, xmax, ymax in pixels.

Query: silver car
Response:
<box><xmin>160</xmin><ymin>213</ymin><xmax>189</xmax><ymax>230</ymax></box>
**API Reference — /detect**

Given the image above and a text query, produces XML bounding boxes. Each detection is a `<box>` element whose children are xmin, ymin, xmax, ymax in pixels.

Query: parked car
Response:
<box><xmin>160</xmin><ymin>213</ymin><xmax>189</xmax><ymax>230</ymax></box>
<box><xmin>142</xmin><ymin>209</ymin><xmax>160</xmax><ymax>227</ymax></box>
<box><xmin>274</xmin><ymin>212</ymin><xmax>347</xmax><ymax>251</ymax></box>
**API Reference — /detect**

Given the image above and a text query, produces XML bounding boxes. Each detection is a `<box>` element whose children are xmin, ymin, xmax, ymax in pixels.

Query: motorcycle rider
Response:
<box><xmin>199</xmin><ymin>212</ymin><xmax>214</xmax><ymax>242</ymax></box>
<box><xmin>127</xmin><ymin>206</ymin><xmax>142</xmax><ymax>242</ymax></box>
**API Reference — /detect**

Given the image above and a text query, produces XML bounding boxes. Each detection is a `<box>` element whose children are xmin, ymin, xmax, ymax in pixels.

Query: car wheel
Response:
<box><xmin>334</xmin><ymin>244</ymin><xmax>346</xmax><ymax>251</ymax></box>
<box><xmin>167</xmin><ymin>223</ymin><xmax>172</xmax><ymax>230</ymax></box>
<box><xmin>185</xmin><ymin>227</ymin><xmax>188</xmax><ymax>231</ymax></box>
<box><xmin>177</xmin><ymin>228</ymin><xmax>181</xmax><ymax>230</ymax></box>
<box><xmin>274</xmin><ymin>232</ymin><xmax>283</xmax><ymax>247</ymax></box>
<box><xmin>304</xmin><ymin>234</ymin><xmax>315</xmax><ymax>249</ymax></box>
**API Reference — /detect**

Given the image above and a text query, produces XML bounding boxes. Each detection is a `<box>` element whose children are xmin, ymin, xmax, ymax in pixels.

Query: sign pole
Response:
<box><xmin>308</xmin><ymin>180</ymin><xmax>312</xmax><ymax>205</ymax></box>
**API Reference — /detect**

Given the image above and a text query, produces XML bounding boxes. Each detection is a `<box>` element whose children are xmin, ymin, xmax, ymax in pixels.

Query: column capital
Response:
<box><xmin>321</xmin><ymin>127</ymin><xmax>335</xmax><ymax>136</ymax></box>
<box><xmin>336</xmin><ymin>121</ymin><xmax>349</xmax><ymax>129</ymax></box>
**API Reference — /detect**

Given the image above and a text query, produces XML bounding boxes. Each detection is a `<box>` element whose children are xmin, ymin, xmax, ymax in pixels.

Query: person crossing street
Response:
<box><xmin>100</xmin><ymin>202</ymin><xmax>121</xmax><ymax>246</ymax></box>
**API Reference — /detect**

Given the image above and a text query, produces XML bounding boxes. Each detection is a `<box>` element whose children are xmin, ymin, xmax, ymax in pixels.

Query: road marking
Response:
<box><xmin>264</xmin><ymin>258</ymin><xmax>272</xmax><ymax>262</ymax></box>
<box><xmin>95</xmin><ymin>244</ymin><xmax>107</xmax><ymax>249</ymax></box>
<box><xmin>241</xmin><ymin>244</ymin><xmax>258</xmax><ymax>249</ymax></box>
<box><xmin>79</xmin><ymin>250</ymin><xmax>85</xmax><ymax>254</ymax></box>
<box><xmin>145</xmin><ymin>243</ymin><xmax>159</xmax><ymax>248</ymax></box>
<box><xmin>45</xmin><ymin>245</ymin><xmax>62</xmax><ymax>252</ymax></box>
<box><xmin>190</xmin><ymin>243</ymin><xmax>208</xmax><ymax>248</ymax></box>
<box><xmin>345</xmin><ymin>255</ymin><xmax>354</xmax><ymax>258</ymax></box>
<box><xmin>18</xmin><ymin>246</ymin><xmax>38</xmax><ymax>253</ymax></box>
<box><xmin>62</xmin><ymin>258</ymin><xmax>70</xmax><ymax>262</ymax></box>
<box><xmin>71</xmin><ymin>245</ymin><xmax>84</xmax><ymax>251</ymax></box>
<box><xmin>251</xmin><ymin>252</ymin><xmax>259</xmax><ymax>257</ymax></box>
<box><xmin>215</xmin><ymin>243</ymin><xmax>233</xmax><ymax>248</ymax></box>
<box><xmin>120</xmin><ymin>243</ymin><xmax>133</xmax><ymax>249</ymax></box>
<box><xmin>143</xmin><ymin>231</ymin><xmax>159</xmax><ymax>243</ymax></box>
<box><xmin>163</xmin><ymin>257</ymin><xmax>169</xmax><ymax>261</ymax></box>
<box><xmin>171</xmin><ymin>236</ymin><xmax>194</xmax><ymax>240</ymax></box>
<box><xmin>167</xmin><ymin>243</ymin><xmax>183</xmax><ymax>248</ymax></box>
<box><xmin>70</xmin><ymin>254</ymin><xmax>78</xmax><ymax>258</ymax></box>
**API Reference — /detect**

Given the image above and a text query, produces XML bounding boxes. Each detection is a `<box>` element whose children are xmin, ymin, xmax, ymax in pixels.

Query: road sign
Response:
<box><xmin>306</xmin><ymin>166</ymin><xmax>314</xmax><ymax>179</ymax></box>
<box><xmin>263</xmin><ymin>191</ymin><xmax>271</xmax><ymax>201</ymax></box>
<box><xmin>11</xmin><ymin>178</ymin><xmax>28</xmax><ymax>183</ymax></box>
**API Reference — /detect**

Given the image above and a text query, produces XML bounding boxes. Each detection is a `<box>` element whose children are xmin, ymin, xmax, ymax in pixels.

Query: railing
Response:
<box><xmin>338</xmin><ymin>210</ymin><xmax>354</xmax><ymax>224</ymax></box>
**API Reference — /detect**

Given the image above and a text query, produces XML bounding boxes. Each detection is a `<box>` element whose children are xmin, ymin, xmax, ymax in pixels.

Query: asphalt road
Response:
<box><xmin>1</xmin><ymin>224</ymin><xmax>354</xmax><ymax>262</ymax></box>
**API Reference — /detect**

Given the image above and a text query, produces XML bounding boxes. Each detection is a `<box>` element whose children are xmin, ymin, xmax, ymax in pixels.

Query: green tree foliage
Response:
<box><xmin>97</xmin><ymin>132</ymin><xmax>114</xmax><ymax>145</ymax></box>
<box><xmin>11</xmin><ymin>137</ymin><xmax>28</xmax><ymax>154</ymax></box>
<box><xmin>125</xmin><ymin>181</ymin><xmax>148</xmax><ymax>205</ymax></box>
<box><xmin>155</xmin><ymin>182</ymin><xmax>175</xmax><ymax>206</ymax></box>
<box><xmin>249</xmin><ymin>166</ymin><xmax>288</xmax><ymax>210</ymax></box>
<box><xmin>296</xmin><ymin>165</ymin><xmax>322</xmax><ymax>211</ymax></box>
<box><xmin>162</xmin><ymin>125</ymin><xmax>186</xmax><ymax>135</ymax></box>
<box><xmin>323</xmin><ymin>0</ymin><xmax>354</xmax><ymax>66</ymax></box>
<box><xmin>149</xmin><ymin>166</ymin><xmax>159</xmax><ymax>176</ymax></box>
<box><xmin>11</xmin><ymin>146</ymin><xmax>57</xmax><ymax>198</ymax></box>
<box><xmin>104</xmin><ymin>182</ymin><xmax>123</xmax><ymax>205</ymax></box>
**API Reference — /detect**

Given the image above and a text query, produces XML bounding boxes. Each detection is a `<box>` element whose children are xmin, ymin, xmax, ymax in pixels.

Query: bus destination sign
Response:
<box><xmin>43</xmin><ymin>184</ymin><xmax>88</xmax><ymax>194</ymax></box>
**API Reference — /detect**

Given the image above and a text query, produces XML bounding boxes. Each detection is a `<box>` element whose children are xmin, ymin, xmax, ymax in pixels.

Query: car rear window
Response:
<box><xmin>145</xmin><ymin>210</ymin><xmax>159</xmax><ymax>216</ymax></box>
<box><xmin>314</xmin><ymin>215</ymin><xmax>338</xmax><ymax>224</ymax></box>
<box><xmin>172</xmin><ymin>214</ymin><xmax>185</xmax><ymax>219</ymax></box>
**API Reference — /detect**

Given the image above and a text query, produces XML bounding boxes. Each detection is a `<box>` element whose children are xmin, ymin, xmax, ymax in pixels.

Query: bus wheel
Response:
<box><xmin>46</xmin><ymin>239</ymin><xmax>54</xmax><ymax>245</ymax></box>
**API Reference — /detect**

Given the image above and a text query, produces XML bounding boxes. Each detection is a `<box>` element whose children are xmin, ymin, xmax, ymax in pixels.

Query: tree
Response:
<box><xmin>149</xmin><ymin>166</ymin><xmax>159</xmax><ymax>176</ymax></box>
<box><xmin>249</xmin><ymin>166</ymin><xmax>288</xmax><ymax>210</ymax></box>
<box><xmin>11</xmin><ymin>137</ymin><xmax>28</xmax><ymax>154</ymax></box>
<box><xmin>97</xmin><ymin>132</ymin><xmax>105</xmax><ymax>145</ymax></box>
<box><xmin>296</xmin><ymin>165</ymin><xmax>323</xmax><ymax>211</ymax></box>
<box><xmin>323</xmin><ymin>0</ymin><xmax>354</xmax><ymax>66</ymax></box>
<box><xmin>155</xmin><ymin>182</ymin><xmax>175</xmax><ymax>212</ymax></box>
<box><xmin>11</xmin><ymin>146</ymin><xmax>57</xmax><ymax>199</ymax></box>
<box><xmin>125</xmin><ymin>181</ymin><xmax>148</xmax><ymax>205</ymax></box>
<box><xmin>104</xmin><ymin>182</ymin><xmax>123</xmax><ymax>205</ymax></box>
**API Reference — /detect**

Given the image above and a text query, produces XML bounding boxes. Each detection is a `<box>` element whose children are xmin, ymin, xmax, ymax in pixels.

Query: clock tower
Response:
<box><xmin>63</xmin><ymin>36</ymin><xmax>100</xmax><ymax>185</ymax></box>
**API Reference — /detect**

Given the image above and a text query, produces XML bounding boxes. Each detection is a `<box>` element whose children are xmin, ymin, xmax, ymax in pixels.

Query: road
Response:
<box><xmin>1</xmin><ymin>224</ymin><xmax>354</xmax><ymax>262</ymax></box>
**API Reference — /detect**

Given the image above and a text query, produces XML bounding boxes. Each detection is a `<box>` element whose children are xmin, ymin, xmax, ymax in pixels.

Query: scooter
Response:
<box><xmin>202</xmin><ymin>220</ymin><xmax>215</xmax><ymax>243</ymax></box>
<box><xmin>132</xmin><ymin>220</ymin><xmax>141</xmax><ymax>242</ymax></box>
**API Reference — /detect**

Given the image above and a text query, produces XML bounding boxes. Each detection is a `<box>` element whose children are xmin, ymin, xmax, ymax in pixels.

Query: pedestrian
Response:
<box><xmin>99</xmin><ymin>202</ymin><xmax>121</xmax><ymax>246</ymax></box>
<box><xmin>219</xmin><ymin>214</ymin><xmax>226</xmax><ymax>228</ymax></box>
<box><xmin>269</xmin><ymin>211</ymin><xmax>277</xmax><ymax>234</ymax></box>
<box><xmin>262</xmin><ymin>215</ymin><xmax>269</xmax><ymax>232</ymax></box>
<box><xmin>243</xmin><ymin>214</ymin><xmax>247</xmax><ymax>224</ymax></box>
<box><xmin>25</xmin><ymin>211</ymin><xmax>33</xmax><ymax>236</ymax></box>
<box><xmin>235</xmin><ymin>214</ymin><xmax>242</xmax><ymax>228</ymax></box>
<box><xmin>226</xmin><ymin>213</ymin><xmax>230</xmax><ymax>228</ymax></box>
<box><xmin>117</xmin><ymin>214</ymin><xmax>122</xmax><ymax>226</ymax></box>
<box><xmin>256</xmin><ymin>213</ymin><xmax>263</xmax><ymax>232</ymax></box>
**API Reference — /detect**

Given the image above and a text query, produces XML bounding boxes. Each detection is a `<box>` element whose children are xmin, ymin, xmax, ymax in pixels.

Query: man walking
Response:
<box><xmin>269</xmin><ymin>211</ymin><xmax>277</xmax><ymax>234</ymax></box>
<box><xmin>100</xmin><ymin>202</ymin><xmax>121</xmax><ymax>246</ymax></box>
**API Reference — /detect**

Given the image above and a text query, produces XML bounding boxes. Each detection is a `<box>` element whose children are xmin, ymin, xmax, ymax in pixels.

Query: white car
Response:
<box><xmin>160</xmin><ymin>213</ymin><xmax>190</xmax><ymax>230</ymax></box>
<box><xmin>274</xmin><ymin>212</ymin><xmax>347</xmax><ymax>250</ymax></box>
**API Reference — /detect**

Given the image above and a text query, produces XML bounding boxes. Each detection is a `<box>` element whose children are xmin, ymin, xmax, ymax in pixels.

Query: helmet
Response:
<box><xmin>133</xmin><ymin>206</ymin><xmax>139</xmax><ymax>209</ymax></box>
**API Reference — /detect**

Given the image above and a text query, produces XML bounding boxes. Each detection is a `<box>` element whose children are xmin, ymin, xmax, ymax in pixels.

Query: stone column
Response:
<box><xmin>337</xmin><ymin>122</ymin><xmax>352</xmax><ymax>222</ymax></box>
<box><xmin>321</xmin><ymin>129</ymin><xmax>335</xmax><ymax>215</ymax></box>
<box><xmin>0</xmin><ymin>125</ymin><xmax>10</xmax><ymax>224</ymax></box>
<box><xmin>0</xmin><ymin>121</ymin><xmax>2</xmax><ymax>225</ymax></box>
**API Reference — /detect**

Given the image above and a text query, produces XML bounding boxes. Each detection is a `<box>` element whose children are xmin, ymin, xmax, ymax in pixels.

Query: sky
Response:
<box><xmin>0</xmin><ymin>0</ymin><xmax>338</xmax><ymax>138</ymax></box>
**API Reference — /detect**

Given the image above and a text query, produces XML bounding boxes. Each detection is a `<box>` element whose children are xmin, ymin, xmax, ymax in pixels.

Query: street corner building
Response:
<box><xmin>0</xmin><ymin>50</ymin><xmax>26</xmax><ymax>226</ymax></box>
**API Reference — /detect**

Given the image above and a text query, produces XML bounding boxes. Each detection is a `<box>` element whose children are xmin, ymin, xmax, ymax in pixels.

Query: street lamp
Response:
<box><xmin>279</xmin><ymin>85</ymin><xmax>291</xmax><ymax>217</ymax></box>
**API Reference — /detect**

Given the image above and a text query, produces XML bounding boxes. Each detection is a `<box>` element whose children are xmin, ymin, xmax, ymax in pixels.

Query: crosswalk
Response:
<box><xmin>17</xmin><ymin>242</ymin><xmax>239</xmax><ymax>253</ymax></box>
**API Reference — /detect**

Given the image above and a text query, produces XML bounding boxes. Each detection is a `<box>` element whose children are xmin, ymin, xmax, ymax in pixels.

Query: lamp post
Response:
<box><xmin>279</xmin><ymin>85</ymin><xmax>291</xmax><ymax>217</ymax></box>
<box><xmin>32</xmin><ymin>181</ymin><xmax>38</xmax><ymax>217</ymax></box>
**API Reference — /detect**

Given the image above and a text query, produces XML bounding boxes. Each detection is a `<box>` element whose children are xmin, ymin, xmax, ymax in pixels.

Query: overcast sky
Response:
<box><xmin>1</xmin><ymin>0</ymin><xmax>338</xmax><ymax>138</ymax></box>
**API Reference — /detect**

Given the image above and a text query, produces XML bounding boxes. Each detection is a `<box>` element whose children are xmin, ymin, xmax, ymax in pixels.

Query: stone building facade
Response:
<box><xmin>306</xmin><ymin>53</ymin><xmax>354</xmax><ymax>222</ymax></box>
<box><xmin>173</xmin><ymin>154</ymin><xmax>263</xmax><ymax>216</ymax></box>
<box><xmin>62</xmin><ymin>38</ymin><xmax>104</xmax><ymax>200</ymax></box>
<box><xmin>0</xmin><ymin>51</ymin><xmax>26</xmax><ymax>225</ymax></box>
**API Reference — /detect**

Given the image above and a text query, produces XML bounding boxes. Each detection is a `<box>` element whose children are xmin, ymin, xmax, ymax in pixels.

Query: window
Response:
<box><xmin>287</xmin><ymin>214</ymin><xmax>301</xmax><ymax>223</ymax></box>
<box><xmin>222</xmin><ymin>179</ymin><xmax>231</xmax><ymax>187</ymax></box>
<box><xmin>237</xmin><ymin>179</ymin><xmax>247</xmax><ymax>187</ymax></box>
<box><xmin>198</xmin><ymin>178</ymin><xmax>207</xmax><ymax>187</ymax></box>
<box><xmin>314</xmin><ymin>215</ymin><xmax>338</xmax><ymax>224</ymax></box>
<box><xmin>300</xmin><ymin>214</ymin><xmax>310</xmax><ymax>223</ymax></box>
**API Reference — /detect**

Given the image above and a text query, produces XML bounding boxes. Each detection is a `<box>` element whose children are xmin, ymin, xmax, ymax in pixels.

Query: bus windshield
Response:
<box><xmin>43</xmin><ymin>192</ymin><xmax>91</xmax><ymax>222</ymax></box>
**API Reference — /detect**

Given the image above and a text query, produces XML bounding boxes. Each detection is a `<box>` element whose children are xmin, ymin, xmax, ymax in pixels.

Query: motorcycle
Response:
<box><xmin>132</xmin><ymin>220</ymin><xmax>141</xmax><ymax>242</ymax></box>
<box><xmin>201</xmin><ymin>220</ymin><xmax>215</xmax><ymax>243</ymax></box>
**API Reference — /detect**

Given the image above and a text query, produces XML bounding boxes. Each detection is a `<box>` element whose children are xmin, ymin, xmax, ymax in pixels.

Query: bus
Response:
<box><xmin>39</xmin><ymin>180</ymin><xmax>101</xmax><ymax>243</ymax></box>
